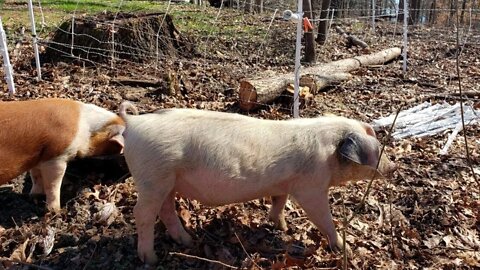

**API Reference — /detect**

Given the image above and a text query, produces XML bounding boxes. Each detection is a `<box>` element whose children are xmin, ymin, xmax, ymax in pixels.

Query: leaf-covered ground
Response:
<box><xmin>1</xmin><ymin>4</ymin><xmax>479</xmax><ymax>270</ymax></box>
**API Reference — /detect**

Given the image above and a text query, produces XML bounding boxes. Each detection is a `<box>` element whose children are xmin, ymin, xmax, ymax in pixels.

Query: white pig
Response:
<box><xmin>119</xmin><ymin>102</ymin><xmax>396</xmax><ymax>264</ymax></box>
<box><xmin>0</xmin><ymin>98</ymin><xmax>126</xmax><ymax>211</ymax></box>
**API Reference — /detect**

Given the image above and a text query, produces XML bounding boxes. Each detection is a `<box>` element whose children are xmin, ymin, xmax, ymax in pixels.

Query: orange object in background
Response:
<box><xmin>303</xmin><ymin>17</ymin><xmax>313</xmax><ymax>32</ymax></box>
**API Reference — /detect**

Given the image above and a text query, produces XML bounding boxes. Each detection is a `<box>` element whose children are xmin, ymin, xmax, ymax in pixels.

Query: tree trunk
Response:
<box><xmin>448</xmin><ymin>0</ymin><xmax>456</xmax><ymax>26</ymax></box>
<box><xmin>303</xmin><ymin>0</ymin><xmax>316</xmax><ymax>63</ymax></box>
<box><xmin>316</xmin><ymin>0</ymin><xmax>331</xmax><ymax>45</ymax></box>
<box><xmin>244</xmin><ymin>0</ymin><xmax>253</xmax><ymax>13</ymax></box>
<box><xmin>238</xmin><ymin>47</ymin><xmax>402</xmax><ymax>110</ymax></box>
<box><xmin>428</xmin><ymin>0</ymin><xmax>436</xmax><ymax>25</ymax></box>
<box><xmin>398</xmin><ymin>0</ymin><xmax>404</xmax><ymax>22</ymax></box>
<box><xmin>254</xmin><ymin>0</ymin><xmax>263</xmax><ymax>13</ymax></box>
<box><xmin>408</xmin><ymin>0</ymin><xmax>420</xmax><ymax>25</ymax></box>
<box><xmin>460</xmin><ymin>0</ymin><xmax>468</xmax><ymax>24</ymax></box>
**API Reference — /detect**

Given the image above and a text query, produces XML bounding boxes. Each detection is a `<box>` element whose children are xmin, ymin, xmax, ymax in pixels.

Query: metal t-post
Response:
<box><xmin>403</xmin><ymin>0</ymin><xmax>408</xmax><ymax>74</ymax></box>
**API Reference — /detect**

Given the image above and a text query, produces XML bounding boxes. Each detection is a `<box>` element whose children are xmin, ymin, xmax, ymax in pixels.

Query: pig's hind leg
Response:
<box><xmin>269</xmin><ymin>195</ymin><xmax>288</xmax><ymax>231</ymax></box>
<box><xmin>159</xmin><ymin>190</ymin><xmax>193</xmax><ymax>246</ymax></box>
<box><xmin>133</xmin><ymin>174</ymin><xmax>175</xmax><ymax>265</ymax></box>
<box><xmin>29</xmin><ymin>167</ymin><xmax>44</xmax><ymax>195</ymax></box>
<box><xmin>39</xmin><ymin>159</ymin><xmax>67</xmax><ymax>212</ymax></box>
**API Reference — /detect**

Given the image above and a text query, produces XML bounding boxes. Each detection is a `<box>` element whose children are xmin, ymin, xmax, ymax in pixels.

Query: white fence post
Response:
<box><xmin>0</xmin><ymin>17</ymin><xmax>16</xmax><ymax>95</ymax></box>
<box><xmin>27</xmin><ymin>0</ymin><xmax>42</xmax><ymax>80</ymax></box>
<box><xmin>293</xmin><ymin>0</ymin><xmax>303</xmax><ymax>118</ymax></box>
<box><xmin>402</xmin><ymin>0</ymin><xmax>408</xmax><ymax>74</ymax></box>
<box><xmin>371</xmin><ymin>0</ymin><xmax>375</xmax><ymax>32</ymax></box>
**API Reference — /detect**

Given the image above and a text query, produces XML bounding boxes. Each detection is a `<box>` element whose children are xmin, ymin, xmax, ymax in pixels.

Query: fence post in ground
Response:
<box><xmin>27</xmin><ymin>0</ymin><xmax>42</xmax><ymax>80</ymax></box>
<box><xmin>402</xmin><ymin>0</ymin><xmax>408</xmax><ymax>74</ymax></box>
<box><xmin>371</xmin><ymin>0</ymin><xmax>375</xmax><ymax>32</ymax></box>
<box><xmin>294</xmin><ymin>0</ymin><xmax>303</xmax><ymax>118</ymax></box>
<box><xmin>0</xmin><ymin>17</ymin><xmax>15</xmax><ymax>95</ymax></box>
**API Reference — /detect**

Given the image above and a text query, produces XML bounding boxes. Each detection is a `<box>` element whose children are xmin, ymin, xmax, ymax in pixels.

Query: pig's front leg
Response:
<box><xmin>269</xmin><ymin>195</ymin><xmax>288</xmax><ymax>231</ymax></box>
<box><xmin>39</xmin><ymin>159</ymin><xmax>67</xmax><ymax>212</ymax></box>
<box><xmin>293</xmin><ymin>189</ymin><xmax>348</xmax><ymax>253</ymax></box>
<box><xmin>29</xmin><ymin>167</ymin><xmax>44</xmax><ymax>195</ymax></box>
<box><xmin>159</xmin><ymin>191</ymin><xmax>193</xmax><ymax>246</ymax></box>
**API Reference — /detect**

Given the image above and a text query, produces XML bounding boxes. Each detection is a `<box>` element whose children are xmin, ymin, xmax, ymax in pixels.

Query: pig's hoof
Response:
<box><xmin>139</xmin><ymin>250</ymin><xmax>158</xmax><ymax>265</ymax></box>
<box><xmin>276</xmin><ymin>218</ymin><xmax>288</xmax><ymax>231</ymax></box>
<box><xmin>46</xmin><ymin>203</ymin><xmax>62</xmax><ymax>213</ymax></box>
<box><xmin>29</xmin><ymin>193</ymin><xmax>46</xmax><ymax>204</ymax></box>
<box><xmin>329</xmin><ymin>242</ymin><xmax>352</xmax><ymax>257</ymax></box>
<box><xmin>179</xmin><ymin>234</ymin><xmax>193</xmax><ymax>247</ymax></box>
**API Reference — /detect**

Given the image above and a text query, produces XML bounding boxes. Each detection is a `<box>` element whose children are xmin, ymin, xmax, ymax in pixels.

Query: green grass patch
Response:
<box><xmin>1</xmin><ymin>1</ymin><xmax>270</xmax><ymax>52</ymax></box>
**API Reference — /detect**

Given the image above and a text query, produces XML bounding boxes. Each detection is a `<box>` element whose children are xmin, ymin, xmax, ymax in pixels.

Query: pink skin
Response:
<box><xmin>120</xmin><ymin>107</ymin><xmax>396</xmax><ymax>265</ymax></box>
<box><xmin>269</xmin><ymin>195</ymin><xmax>289</xmax><ymax>231</ymax></box>
<box><xmin>29</xmin><ymin>160</ymin><xmax>67</xmax><ymax>211</ymax></box>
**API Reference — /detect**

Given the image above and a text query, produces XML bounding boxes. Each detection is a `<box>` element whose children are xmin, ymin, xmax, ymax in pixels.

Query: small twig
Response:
<box><xmin>341</xmin><ymin>193</ymin><xmax>348</xmax><ymax>270</ymax></box>
<box><xmin>430</xmin><ymin>246</ymin><xmax>478</xmax><ymax>252</ymax></box>
<box><xmin>82</xmin><ymin>243</ymin><xmax>98</xmax><ymax>270</ymax></box>
<box><xmin>3</xmin><ymin>260</ymin><xmax>54</xmax><ymax>270</ymax></box>
<box><xmin>234</xmin><ymin>232</ymin><xmax>260</xmax><ymax>269</ymax></box>
<box><xmin>395</xmin><ymin>171</ymin><xmax>419</xmax><ymax>198</ymax></box>
<box><xmin>169</xmin><ymin>252</ymin><xmax>238</xmax><ymax>269</ymax></box>
<box><xmin>455</xmin><ymin>5</ymin><xmax>479</xmax><ymax>187</ymax></box>
<box><xmin>389</xmin><ymin>184</ymin><xmax>395</xmax><ymax>255</ymax></box>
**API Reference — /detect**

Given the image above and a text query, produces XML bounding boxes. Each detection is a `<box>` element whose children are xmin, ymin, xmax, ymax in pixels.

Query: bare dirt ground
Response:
<box><xmin>0</xmin><ymin>5</ymin><xmax>479</xmax><ymax>270</ymax></box>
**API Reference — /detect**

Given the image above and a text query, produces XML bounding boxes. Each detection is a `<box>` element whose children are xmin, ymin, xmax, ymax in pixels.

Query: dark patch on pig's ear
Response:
<box><xmin>339</xmin><ymin>133</ymin><xmax>378</xmax><ymax>168</ymax></box>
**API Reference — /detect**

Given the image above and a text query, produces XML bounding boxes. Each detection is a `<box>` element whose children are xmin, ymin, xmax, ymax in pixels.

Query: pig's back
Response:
<box><xmin>124</xmin><ymin>109</ymin><xmax>318</xmax><ymax>177</ymax></box>
<box><xmin>0</xmin><ymin>99</ymin><xmax>80</xmax><ymax>183</ymax></box>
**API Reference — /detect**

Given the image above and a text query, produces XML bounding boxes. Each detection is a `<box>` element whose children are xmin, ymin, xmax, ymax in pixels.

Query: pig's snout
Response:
<box><xmin>377</xmin><ymin>154</ymin><xmax>396</xmax><ymax>177</ymax></box>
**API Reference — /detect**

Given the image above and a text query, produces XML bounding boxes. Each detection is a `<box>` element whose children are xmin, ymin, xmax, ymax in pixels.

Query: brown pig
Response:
<box><xmin>119</xmin><ymin>102</ymin><xmax>396</xmax><ymax>265</ymax></box>
<box><xmin>0</xmin><ymin>99</ymin><xmax>126</xmax><ymax>211</ymax></box>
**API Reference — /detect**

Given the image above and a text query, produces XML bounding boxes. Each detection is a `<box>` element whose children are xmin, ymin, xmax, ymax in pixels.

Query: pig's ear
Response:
<box><xmin>108</xmin><ymin>125</ymin><xmax>125</xmax><ymax>150</ymax></box>
<box><xmin>339</xmin><ymin>133</ymin><xmax>380</xmax><ymax>169</ymax></box>
<box><xmin>109</xmin><ymin>133</ymin><xmax>124</xmax><ymax>149</ymax></box>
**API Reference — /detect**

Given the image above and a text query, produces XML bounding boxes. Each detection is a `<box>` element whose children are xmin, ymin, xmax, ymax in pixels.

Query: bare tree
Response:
<box><xmin>303</xmin><ymin>0</ymin><xmax>316</xmax><ymax>63</ymax></box>
<box><xmin>409</xmin><ymin>0</ymin><xmax>421</xmax><ymax>24</ymax></box>
<box><xmin>460</xmin><ymin>0</ymin><xmax>468</xmax><ymax>24</ymax></box>
<box><xmin>448</xmin><ymin>0</ymin><xmax>457</xmax><ymax>25</ymax></box>
<box><xmin>316</xmin><ymin>0</ymin><xmax>331</xmax><ymax>44</ymax></box>
<box><xmin>428</xmin><ymin>0</ymin><xmax>437</xmax><ymax>25</ymax></box>
<box><xmin>398</xmin><ymin>0</ymin><xmax>404</xmax><ymax>21</ymax></box>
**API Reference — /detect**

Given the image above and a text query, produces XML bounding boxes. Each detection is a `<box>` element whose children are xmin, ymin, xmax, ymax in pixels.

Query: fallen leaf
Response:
<box><xmin>9</xmin><ymin>239</ymin><xmax>28</xmax><ymax>262</ymax></box>
<box><xmin>179</xmin><ymin>207</ymin><xmax>191</xmax><ymax>228</ymax></box>
<box><xmin>423</xmin><ymin>234</ymin><xmax>442</xmax><ymax>249</ymax></box>
<box><xmin>94</xmin><ymin>202</ymin><xmax>119</xmax><ymax>226</ymax></box>
<box><xmin>41</xmin><ymin>226</ymin><xmax>56</xmax><ymax>256</ymax></box>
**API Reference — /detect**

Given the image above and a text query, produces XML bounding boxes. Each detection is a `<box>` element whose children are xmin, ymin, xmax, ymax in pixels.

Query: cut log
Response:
<box><xmin>238</xmin><ymin>47</ymin><xmax>401</xmax><ymax>111</ymax></box>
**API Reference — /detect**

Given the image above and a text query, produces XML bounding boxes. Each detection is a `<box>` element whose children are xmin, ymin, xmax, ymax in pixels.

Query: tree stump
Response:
<box><xmin>43</xmin><ymin>12</ymin><xmax>194</xmax><ymax>63</ymax></box>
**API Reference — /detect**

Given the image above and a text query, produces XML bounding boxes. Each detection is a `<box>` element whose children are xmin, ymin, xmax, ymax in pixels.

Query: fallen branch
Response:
<box><xmin>169</xmin><ymin>252</ymin><xmax>238</xmax><ymax>269</ymax></box>
<box><xmin>234</xmin><ymin>232</ymin><xmax>260</xmax><ymax>269</ymax></box>
<box><xmin>0</xmin><ymin>259</ymin><xmax>54</xmax><ymax>270</ymax></box>
<box><xmin>112</xmin><ymin>76</ymin><xmax>162</xmax><ymax>87</ymax></box>
<box><xmin>334</xmin><ymin>25</ymin><xmax>368</xmax><ymax>48</ymax></box>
